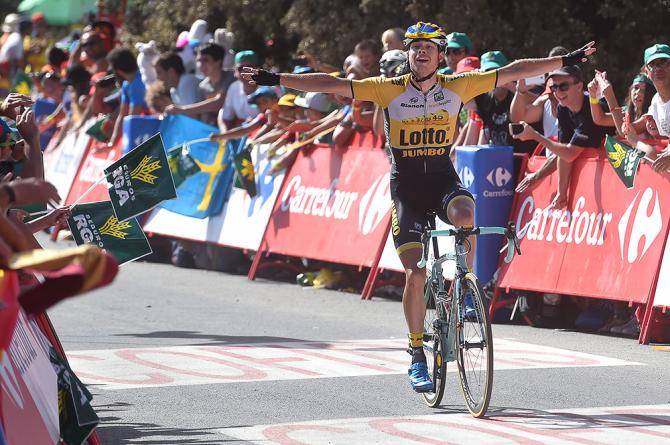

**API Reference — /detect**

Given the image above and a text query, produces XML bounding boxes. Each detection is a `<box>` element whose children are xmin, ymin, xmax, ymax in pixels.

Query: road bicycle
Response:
<box><xmin>417</xmin><ymin>216</ymin><xmax>520</xmax><ymax>417</ymax></box>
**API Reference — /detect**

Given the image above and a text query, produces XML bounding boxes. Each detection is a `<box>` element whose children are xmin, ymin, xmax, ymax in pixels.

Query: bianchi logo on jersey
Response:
<box><xmin>358</xmin><ymin>173</ymin><xmax>392</xmax><ymax>235</ymax></box>
<box><xmin>409</xmin><ymin>96</ymin><xmax>419</xmax><ymax>104</ymax></box>
<box><xmin>486</xmin><ymin>167</ymin><xmax>512</xmax><ymax>187</ymax></box>
<box><xmin>618</xmin><ymin>187</ymin><xmax>662</xmax><ymax>264</ymax></box>
<box><xmin>459</xmin><ymin>166</ymin><xmax>474</xmax><ymax>188</ymax></box>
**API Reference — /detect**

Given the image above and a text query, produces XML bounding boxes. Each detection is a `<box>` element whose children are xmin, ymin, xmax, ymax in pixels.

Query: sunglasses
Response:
<box><xmin>550</xmin><ymin>81</ymin><xmax>574</xmax><ymax>93</ymax></box>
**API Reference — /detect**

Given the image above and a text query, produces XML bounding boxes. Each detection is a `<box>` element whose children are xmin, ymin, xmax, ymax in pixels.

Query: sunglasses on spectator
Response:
<box><xmin>550</xmin><ymin>81</ymin><xmax>574</xmax><ymax>92</ymax></box>
<box><xmin>647</xmin><ymin>59</ymin><xmax>670</xmax><ymax>70</ymax></box>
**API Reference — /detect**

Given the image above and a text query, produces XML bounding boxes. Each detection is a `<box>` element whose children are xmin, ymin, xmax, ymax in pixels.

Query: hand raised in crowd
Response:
<box><xmin>587</xmin><ymin>78</ymin><xmax>601</xmax><ymax>99</ymax></box>
<box><xmin>515</xmin><ymin>78</ymin><xmax>528</xmax><ymax>94</ymax></box>
<box><xmin>25</xmin><ymin>206</ymin><xmax>72</xmax><ymax>232</ymax></box>
<box><xmin>516</xmin><ymin>172</ymin><xmax>539</xmax><ymax>193</ymax></box>
<box><xmin>0</xmin><ymin>177</ymin><xmax>61</xmax><ymax>208</ymax></box>
<box><xmin>0</xmin><ymin>94</ymin><xmax>33</xmax><ymax>120</ymax></box>
<box><xmin>645</xmin><ymin>115</ymin><xmax>661</xmax><ymax>138</ymax></box>
<box><xmin>15</xmin><ymin>107</ymin><xmax>38</xmax><ymax>141</ymax></box>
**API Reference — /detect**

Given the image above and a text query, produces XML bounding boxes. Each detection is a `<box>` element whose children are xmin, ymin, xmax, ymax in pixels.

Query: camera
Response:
<box><xmin>509</xmin><ymin>123</ymin><xmax>524</xmax><ymax>136</ymax></box>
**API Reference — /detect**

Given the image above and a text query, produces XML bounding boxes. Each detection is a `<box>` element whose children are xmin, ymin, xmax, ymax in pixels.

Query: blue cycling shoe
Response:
<box><xmin>408</xmin><ymin>362</ymin><xmax>433</xmax><ymax>393</ymax></box>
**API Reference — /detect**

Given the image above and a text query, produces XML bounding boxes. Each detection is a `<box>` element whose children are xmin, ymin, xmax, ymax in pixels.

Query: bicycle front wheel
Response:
<box><xmin>422</xmin><ymin>282</ymin><xmax>446</xmax><ymax>407</ymax></box>
<box><xmin>456</xmin><ymin>273</ymin><xmax>493</xmax><ymax>417</ymax></box>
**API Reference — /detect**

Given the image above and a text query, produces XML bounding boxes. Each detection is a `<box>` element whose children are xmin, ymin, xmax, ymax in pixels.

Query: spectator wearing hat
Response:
<box><xmin>0</xmin><ymin>17</ymin><xmax>32</xmax><ymax>77</ymax></box>
<box><xmin>154</xmin><ymin>52</ymin><xmax>201</xmax><ymax>106</ymax></box>
<box><xmin>465</xmin><ymin>51</ymin><xmax>539</xmax><ymax>155</ymax></box>
<box><xmin>76</xmin><ymin>31</ymin><xmax>110</xmax><ymax>75</ymax></box>
<box><xmin>107</xmin><ymin>47</ymin><xmax>147</xmax><ymax>147</ymax></box>
<box><xmin>218</xmin><ymin>50</ymin><xmax>263</xmax><ymax>130</ymax></box>
<box><xmin>514</xmin><ymin>65</ymin><xmax>611</xmax><ymax>208</ymax></box>
<box><xmin>439</xmin><ymin>32</ymin><xmax>473</xmax><ymax>75</ymax></box>
<box><xmin>210</xmin><ymin>86</ymin><xmax>279</xmax><ymax>142</ymax></box>
<box><xmin>164</xmin><ymin>43</ymin><xmax>235</xmax><ymax>125</ymax></box>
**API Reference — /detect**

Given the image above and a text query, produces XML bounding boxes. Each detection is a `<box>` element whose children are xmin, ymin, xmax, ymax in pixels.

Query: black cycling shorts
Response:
<box><xmin>390</xmin><ymin>174</ymin><xmax>474</xmax><ymax>255</ymax></box>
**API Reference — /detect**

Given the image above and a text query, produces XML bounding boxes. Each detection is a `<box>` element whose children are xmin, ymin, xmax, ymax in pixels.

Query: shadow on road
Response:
<box><xmin>115</xmin><ymin>330</ymin><xmax>308</xmax><ymax>345</ymax></box>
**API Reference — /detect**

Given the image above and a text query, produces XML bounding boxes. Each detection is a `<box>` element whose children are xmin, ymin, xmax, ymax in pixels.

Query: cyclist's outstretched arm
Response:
<box><xmin>241</xmin><ymin>68</ymin><xmax>353</xmax><ymax>98</ymax></box>
<box><xmin>496</xmin><ymin>41</ymin><xmax>596</xmax><ymax>86</ymax></box>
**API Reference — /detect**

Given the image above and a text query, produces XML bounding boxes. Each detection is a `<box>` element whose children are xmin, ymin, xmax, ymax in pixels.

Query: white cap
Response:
<box><xmin>2</xmin><ymin>14</ymin><xmax>21</xmax><ymax>33</ymax></box>
<box><xmin>294</xmin><ymin>92</ymin><xmax>331</xmax><ymax>113</ymax></box>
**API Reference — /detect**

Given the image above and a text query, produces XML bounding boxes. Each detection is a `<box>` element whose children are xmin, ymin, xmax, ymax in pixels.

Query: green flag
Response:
<box><xmin>11</xmin><ymin>71</ymin><xmax>32</xmax><ymax>95</ymax></box>
<box><xmin>605</xmin><ymin>135</ymin><xmax>643</xmax><ymax>189</ymax></box>
<box><xmin>67</xmin><ymin>201</ymin><xmax>152</xmax><ymax>265</ymax></box>
<box><xmin>104</xmin><ymin>133</ymin><xmax>177</xmax><ymax>221</ymax></box>
<box><xmin>233</xmin><ymin>143</ymin><xmax>257</xmax><ymax>198</ymax></box>
<box><xmin>85</xmin><ymin>115</ymin><xmax>110</xmax><ymax>143</ymax></box>
<box><xmin>167</xmin><ymin>143</ymin><xmax>200</xmax><ymax>189</ymax></box>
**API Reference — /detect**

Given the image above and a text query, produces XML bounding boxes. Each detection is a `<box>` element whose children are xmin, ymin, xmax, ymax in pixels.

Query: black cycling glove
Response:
<box><xmin>252</xmin><ymin>69</ymin><xmax>281</xmax><ymax>86</ymax></box>
<box><xmin>562</xmin><ymin>43</ymin><xmax>590</xmax><ymax>66</ymax></box>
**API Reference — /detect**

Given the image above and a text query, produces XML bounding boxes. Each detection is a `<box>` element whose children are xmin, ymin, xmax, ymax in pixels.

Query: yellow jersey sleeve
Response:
<box><xmin>351</xmin><ymin>76</ymin><xmax>405</xmax><ymax>108</ymax></box>
<box><xmin>442</xmin><ymin>70</ymin><xmax>497</xmax><ymax>104</ymax></box>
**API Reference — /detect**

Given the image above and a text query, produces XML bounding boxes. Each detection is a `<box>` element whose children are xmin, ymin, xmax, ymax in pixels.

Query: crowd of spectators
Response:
<box><xmin>0</xmin><ymin>10</ymin><xmax>668</xmax><ymax>337</ymax></box>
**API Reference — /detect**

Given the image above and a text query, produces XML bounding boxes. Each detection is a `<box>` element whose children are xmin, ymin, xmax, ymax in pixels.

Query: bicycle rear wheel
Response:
<box><xmin>422</xmin><ymin>282</ymin><xmax>447</xmax><ymax>407</ymax></box>
<box><xmin>456</xmin><ymin>273</ymin><xmax>493</xmax><ymax>417</ymax></box>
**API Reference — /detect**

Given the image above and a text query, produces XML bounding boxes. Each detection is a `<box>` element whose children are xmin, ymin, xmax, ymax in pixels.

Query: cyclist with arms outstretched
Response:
<box><xmin>242</xmin><ymin>22</ymin><xmax>595</xmax><ymax>392</ymax></box>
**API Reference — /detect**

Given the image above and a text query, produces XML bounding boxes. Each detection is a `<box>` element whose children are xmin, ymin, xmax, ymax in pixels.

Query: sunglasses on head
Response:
<box><xmin>550</xmin><ymin>81</ymin><xmax>574</xmax><ymax>93</ymax></box>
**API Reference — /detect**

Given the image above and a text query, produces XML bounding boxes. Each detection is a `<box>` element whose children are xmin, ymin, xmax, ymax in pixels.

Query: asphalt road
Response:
<box><xmin>46</xmin><ymin>245</ymin><xmax>670</xmax><ymax>444</ymax></box>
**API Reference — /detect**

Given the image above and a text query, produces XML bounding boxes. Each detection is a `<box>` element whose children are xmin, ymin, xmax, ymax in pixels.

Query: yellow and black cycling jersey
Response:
<box><xmin>351</xmin><ymin>70</ymin><xmax>497</xmax><ymax>178</ymax></box>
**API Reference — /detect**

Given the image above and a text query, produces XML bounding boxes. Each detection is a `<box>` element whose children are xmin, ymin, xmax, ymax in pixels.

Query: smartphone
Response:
<box><xmin>525</xmin><ymin>74</ymin><xmax>545</xmax><ymax>86</ymax></box>
<box><xmin>509</xmin><ymin>123</ymin><xmax>524</xmax><ymax>136</ymax></box>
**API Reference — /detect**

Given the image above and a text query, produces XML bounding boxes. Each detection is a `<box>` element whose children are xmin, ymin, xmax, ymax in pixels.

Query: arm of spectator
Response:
<box><xmin>305</xmin><ymin>114</ymin><xmax>341</xmax><ymax>140</ymax></box>
<box><xmin>587</xmin><ymin>78</ymin><xmax>614</xmax><ymax>128</ymax></box>
<box><xmin>372</xmin><ymin>105</ymin><xmax>384</xmax><ymax>136</ymax></box>
<box><xmin>513</xmin><ymin>121</ymin><xmax>583</xmax><ymax>162</ymax></box>
<box><xmin>464</xmin><ymin>113</ymin><xmax>482</xmax><ymax>146</ymax></box>
<box><xmin>165</xmin><ymin>91</ymin><xmax>225</xmax><ymax>116</ymax></box>
<box><xmin>516</xmin><ymin>154</ymin><xmax>558</xmax><ymax>193</ymax></box>
<box><xmin>0</xmin><ymin>177</ymin><xmax>61</xmax><ymax>208</ymax></box>
<box><xmin>302</xmin><ymin>50</ymin><xmax>340</xmax><ymax>74</ymax></box>
<box><xmin>0</xmin><ymin>213</ymin><xmax>33</xmax><ymax>266</ymax></box>
<box><xmin>253</xmin><ymin>128</ymin><xmax>285</xmax><ymax>145</ymax></box>
<box><xmin>625</xmin><ymin>126</ymin><xmax>658</xmax><ymax>161</ymax></box>
<box><xmin>0</xmin><ymin>94</ymin><xmax>33</xmax><ymax>120</ymax></box>
<box><xmin>333</xmin><ymin>114</ymin><xmax>355</xmax><ymax>147</ymax></box>
<box><xmin>108</xmin><ymin>103</ymin><xmax>128</xmax><ymax>147</ymax></box>
<box><xmin>242</xmin><ymin>68</ymin><xmax>353</xmax><ymax>98</ymax></box>
<box><xmin>24</xmin><ymin>207</ymin><xmax>71</xmax><ymax>233</ymax></box>
<box><xmin>15</xmin><ymin>108</ymin><xmax>44</xmax><ymax>179</ymax></box>
<box><xmin>210</xmin><ymin>118</ymin><xmax>264</xmax><ymax>141</ymax></box>
<box><xmin>510</xmin><ymin>79</ymin><xmax>543</xmax><ymax>124</ymax></box>
<box><xmin>496</xmin><ymin>42</ymin><xmax>596</xmax><ymax>86</ymax></box>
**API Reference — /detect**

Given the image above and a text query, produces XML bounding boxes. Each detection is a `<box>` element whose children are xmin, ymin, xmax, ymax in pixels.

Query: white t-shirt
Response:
<box><xmin>649</xmin><ymin>93</ymin><xmax>670</xmax><ymax>137</ymax></box>
<box><xmin>220</xmin><ymin>80</ymin><xmax>259</xmax><ymax>123</ymax></box>
<box><xmin>542</xmin><ymin>97</ymin><xmax>559</xmax><ymax>139</ymax></box>
<box><xmin>0</xmin><ymin>32</ymin><xmax>23</xmax><ymax>64</ymax></box>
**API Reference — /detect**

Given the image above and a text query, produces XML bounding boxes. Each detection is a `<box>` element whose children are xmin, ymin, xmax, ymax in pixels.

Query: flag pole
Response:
<box><xmin>70</xmin><ymin>175</ymin><xmax>109</xmax><ymax>208</ymax></box>
<box><xmin>164</xmin><ymin>137</ymin><xmax>213</xmax><ymax>153</ymax></box>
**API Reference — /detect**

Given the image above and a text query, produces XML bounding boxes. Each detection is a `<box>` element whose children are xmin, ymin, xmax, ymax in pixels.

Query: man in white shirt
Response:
<box><xmin>218</xmin><ymin>50</ymin><xmax>262</xmax><ymax>131</ymax></box>
<box><xmin>641</xmin><ymin>44</ymin><xmax>670</xmax><ymax>172</ymax></box>
<box><xmin>0</xmin><ymin>18</ymin><xmax>32</xmax><ymax>73</ymax></box>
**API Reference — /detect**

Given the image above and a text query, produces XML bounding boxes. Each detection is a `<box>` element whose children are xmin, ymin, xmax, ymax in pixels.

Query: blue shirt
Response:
<box><xmin>121</xmin><ymin>71</ymin><xmax>147</xmax><ymax>110</ymax></box>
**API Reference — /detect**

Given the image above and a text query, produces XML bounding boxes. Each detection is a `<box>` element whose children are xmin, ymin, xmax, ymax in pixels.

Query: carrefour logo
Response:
<box><xmin>618</xmin><ymin>188</ymin><xmax>662</xmax><ymax>264</ymax></box>
<box><xmin>358</xmin><ymin>173</ymin><xmax>392</xmax><ymax>235</ymax></box>
<box><xmin>486</xmin><ymin>167</ymin><xmax>512</xmax><ymax>187</ymax></box>
<box><xmin>458</xmin><ymin>166</ymin><xmax>474</xmax><ymax>188</ymax></box>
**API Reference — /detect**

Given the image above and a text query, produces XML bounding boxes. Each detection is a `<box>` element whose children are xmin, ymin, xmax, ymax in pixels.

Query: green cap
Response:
<box><xmin>480</xmin><ymin>50</ymin><xmax>508</xmax><ymax>71</ymax></box>
<box><xmin>234</xmin><ymin>50</ymin><xmax>259</xmax><ymax>66</ymax></box>
<box><xmin>632</xmin><ymin>73</ymin><xmax>653</xmax><ymax>87</ymax></box>
<box><xmin>644</xmin><ymin>43</ymin><xmax>670</xmax><ymax>65</ymax></box>
<box><xmin>438</xmin><ymin>66</ymin><xmax>453</xmax><ymax>75</ymax></box>
<box><xmin>446</xmin><ymin>32</ymin><xmax>472</xmax><ymax>50</ymax></box>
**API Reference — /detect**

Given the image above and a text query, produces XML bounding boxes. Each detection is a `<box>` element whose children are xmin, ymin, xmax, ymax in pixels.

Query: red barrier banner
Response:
<box><xmin>65</xmin><ymin>139</ymin><xmax>122</xmax><ymax>205</ymax></box>
<box><xmin>252</xmin><ymin>144</ymin><xmax>392</xmax><ymax>270</ymax></box>
<box><xmin>43</xmin><ymin>126</ymin><xmax>93</xmax><ymax>205</ymax></box>
<box><xmin>499</xmin><ymin>155</ymin><xmax>670</xmax><ymax>304</ymax></box>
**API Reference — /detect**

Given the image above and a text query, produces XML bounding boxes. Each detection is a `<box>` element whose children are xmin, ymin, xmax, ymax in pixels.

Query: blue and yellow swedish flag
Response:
<box><xmin>159</xmin><ymin>115</ymin><xmax>236</xmax><ymax>218</ymax></box>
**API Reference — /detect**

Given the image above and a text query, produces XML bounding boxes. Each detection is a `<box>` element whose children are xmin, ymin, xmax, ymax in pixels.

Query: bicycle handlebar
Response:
<box><xmin>417</xmin><ymin>222</ymin><xmax>521</xmax><ymax>269</ymax></box>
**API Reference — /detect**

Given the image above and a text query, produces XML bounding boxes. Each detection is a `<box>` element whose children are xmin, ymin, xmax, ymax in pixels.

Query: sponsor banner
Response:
<box><xmin>65</xmin><ymin>138</ymin><xmax>122</xmax><ymax>206</ymax></box>
<box><xmin>1</xmin><ymin>312</ymin><xmax>59</xmax><ymax>445</ymax></box>
<box><xmin>260</xmin><ymin>145</ymin><xmax>392</xmax><ymax>268</ymax></box>
<box><xmin>499</xmin><ymin>157</ymin><xmax>670</xmax><ymax>303</ymax></box>
<box><xmin>66</xmin><ymin>338</ymin><xmax>638</xmax><ymax>390</ymax></box>
<box><xmin>67</xmin><ymin>201</ymin><xmax>152</xmax><ymax>265</ymax></box>
<box><xmin>144</xmin><ymin>143</ymin><xmax>286</xmax><ymax>251</ymax></box>
<box><xmin>104</xmin><ymin>133</ymin><xmax>177</xmax><ymax>222</ymax></box>
<box><xmin>43</xmin><ymin>123</ymin><xmax>93</xmax><ymax>205</ymax></box>
<box><xmin>219</xmin><ymin>404</ymin><xmax>670</xmax><ymax>445</ymax></box>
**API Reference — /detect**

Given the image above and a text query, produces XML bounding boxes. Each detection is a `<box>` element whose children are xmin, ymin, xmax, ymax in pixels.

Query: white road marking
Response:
<box><xmin>65</xmin><ymin>338</ymin><xmax>642</xmax><ymax>390</ymax></box>
<box><xmin>219</xmin><ymin>404</ymin><xmax>670</xmax><ymax>444</ymax></box>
